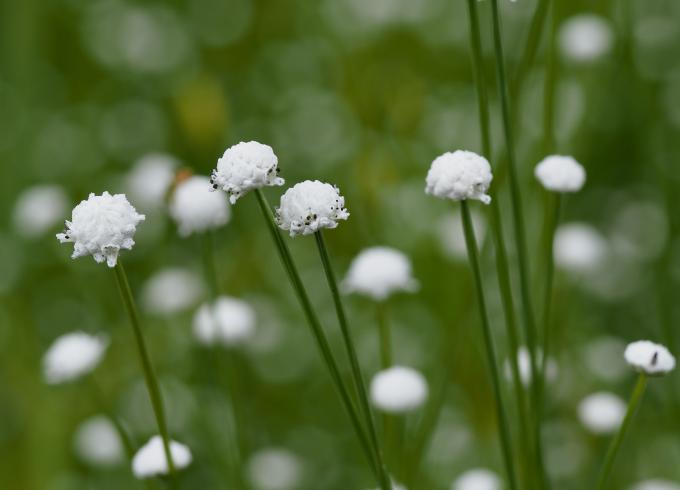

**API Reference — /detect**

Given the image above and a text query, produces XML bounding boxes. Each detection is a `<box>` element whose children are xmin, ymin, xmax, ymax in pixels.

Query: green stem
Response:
<box><xmin>511</xmin><ymin>0</ymin><xmax>551</xmax><ymax>101</ymax></box>
<box><xmin>201</xmin><ymin>231</ymin><xmax>220</xmax><ymax>299</ymax></box>
<box><xmin>376</xmin><ymin>302</ymin><xmax>392</xmax><ymax>369</ymax></box>
<box><xmin>595</xmin><ymin>374</ymin><xmax>648</xmax><ymax>490</ymax></box>
<box><xmin>542</xmin><ymin>0</ymin><xmax>558</xmax><ymax>155</ymax></box>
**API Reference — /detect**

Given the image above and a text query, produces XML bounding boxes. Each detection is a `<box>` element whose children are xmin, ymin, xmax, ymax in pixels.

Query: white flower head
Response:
<box><xmin>554</xmin><ymin>223</ymin><xmax>608</xmax><ymax>273</ymax></box>
<box><xmin>73</xmin><ymin>415</ymin><xmax>124</xmax><ymax>467</ymax></box>
<box><xmin>632</xmin><ymin>480</ymin><xmax>680</xmax><ymax>490</ymax></box>
<box><xmin>343</xmin><ymin>247</ymin><xmax>419</xmax><ymax>301</ymax></box>
<box><xmin>624</xmin><ymin>340</ymin><xmax>676</xmax><ymax>376</ymax></box>
<box><xmin>126</xmin><ymin>153</ymin><xmax>178</xmax><ymax>211</ymax></box>
<box><xmin>559</xmin><ymin>14</ymin><xmax>614</xmax><ymax>62</ymax></box>
<box><xmin>169</xmin><ymin>175</ymin><xmax>230</xmax><ymax>236</ymax></box>
<box><xmin>142</xmin><ymin>268</ymin><xmax>204</xmax><ymax>315</ymax></box>
<box><xmin>193</xmin><ymin>296</ymin><xmax>256</xmax><ymax>347</ymax></box>
<box><xmin>370</xmin><ymin>366</ymin><xmax>428</xmax><ymax>414</ymax></box>
<box><xmin>578</xmin><ymin>392</ymin><xmax>626</xmax><ymax>434</ymax></box>
<box><xmin>211</xmin><ymin>141</ymin><xmax>284</xmax><ymax>204</ymax></box>
<box><xmin>132</xmin><ymin>435</ymin><xmax>192</xmax><ymax>479</ymax></box>
<box><xmin>534</xmin><ymin>155</ymin><xmax>586</xmax><ymax>192</ymax></box>
<box><xmin>275</xmin><ymin>180</ymin><xmax>349</xmax><ymax>237</ymax></box>
<box><xmin>43</xmin><ymin>332</ymin><xmax>108</xmax><ymax>384</ymax></box>
<box><xmin>13</xmin><ymin>184</ymin><xmax>69</xmax><ymax>238</ymax></box>
<box><xmin>452</xmin><ymin>468</ymin><xmax>501</xmax><ymax>490</ymax></box>
<box><xmin>505</xmin><ymin>346</ymin><xmax>558</xmax><ymax>387</ymax></box>
<box><xmin>247</xmin><ymin>448</ymin><xmax>303</xmax><ymax>490</ymax></box>
<box><xmin>426</xmin><ymin>150</ymin><xmax>493</xmax><ymax>204</ymax></box>
<box><xmin>56</xmin><ymin>192</ymin><xmax>145</xmax><ymax>267</ymax></box>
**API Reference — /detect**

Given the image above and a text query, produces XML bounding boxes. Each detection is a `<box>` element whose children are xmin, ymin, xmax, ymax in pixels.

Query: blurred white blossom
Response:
<box><xmin>169</xmin><ymin>175</ymin><xmax>230</xmax><ymax>236</ymax></box>
<box><xmin>73</xmin><ymin>415</ymin><xmax>124</xmax><ymax>467</ymax></box>
<box><xmin>559</xmin><ymin>14</ymin><xmax>613</xmax><ymax>62</ymax></box>
<box><xmin>132</xmin><ymin>435</ymin><xmax>192</xmax><ymax>478</ymax></box>
<box><xmin>370</xmin><ymin>365</ymin><xmax>428</xmax><ymax>413</ymax></box>
<box><xmin>578</xmin><ymin>392</ymin><xmax>626</xmax><ymax>434</ymax></box>
<box><xmin>343</xmin><ymin>246</ymin><xmax>419</xmax><ymax>301</ymax></box>
<box><xmin>142</xmin><ymin>268</ymin><xmax>204</xmax><ymax>314</ymax></box>
<box><xmin>193</xmin><ymin>296</ymin><xmax>256</xmax><ymax>347</ymax></box>
<box><xmin>43</xmin><ymin>332</ymin><xmax>108</xmax><ymax>384</ymax></box>
<box><xmin>247</xmin><ymin>448</ymin><xmax>303</xmax><ymax>490</ymax></box>
<box><xmin>126</xmin><ymin>153</ymin><xmax>178</xmax><ymax>211</ymax></box>
<box><xmin>13</xmin><ymin>184</ymin><xmax>68</xmax><ymax>238</ymax></box>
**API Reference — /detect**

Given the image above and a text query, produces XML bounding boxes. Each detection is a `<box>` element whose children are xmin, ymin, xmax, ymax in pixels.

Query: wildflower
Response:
<box><xmin>132</xmin><ymin>435</ymin><xmax>192</xmax><ymax>479</ymax></box>
<box><xmin>142</xmin><ymin>268</ymin><xmax>204</xmax><ymax>314</ymax></box>
<box><xmin>370</xmin><ymin>366</ymin><xmax>428</xmax><ymax>413</ymax></box>
<box><xmin>505</xmin><ymin>346</ymin><xmax>558</xmax><ymax>387</ymax></box>
<box><xmin>247</xmin><ymin>448</ymin><xmax>303</xmax><ymax>490</ymax></box>
<box><xmin>425</xmin><ymin>150</ymin><xmax>493</xmax><ymax>204</ymax></box>
<box><xmin>342</xmin><ymin>247</ymin><xmax>419</xmax><ymax>301</ymax></box>
<box><xmin>56</xmin><ymin>192</ymin><xmax>145</xmax><ymax>268</ymax></box>
<box><xmin>578</xmin><ymin>392</ymin><xmax>626</xmax><ymax>434</ymax></box>
<box><xmin>169</xmin><ymin>175</ymin><xmax>230</xmax><ymax>236</ymax></box>
<box><xmin>43</xmin><ymin>332</ymin><xmax>108</xmax><ymax>384</ymax></box>
<box><xmin>534</xmin><ymin>155</ymin><xmax>586</xmax><ymax>192</ymax></box>
<box><xmin>126</xmin><ymin>153</ymin><xmax>178</xmax><ymax>211</ymax></box>
<box><xmin>211</xmin><ymin>141</ymin><xmax>284</xmax><ymax>204</ymax></box>
<box><xmin>452</xmin><ymin>468</ymin><xmax>501</xmax><ymax>490</ymax></box>
<box><xmin>73</xmin><ymin>415</ymin><xmax>124</xmax><ymax>467</ymax></box>
<box><xmin>559</xmin><ymin>14</ymin><xmax>613</xmax><ymax>62</ymax></box>
<box><xmin>275</xmin><ymin>180</ymin><xmax>349</xmax><ymax>237</ymax></box>
<box><xmin>624</xmin><ymin>341</ymin><xmax>676</xmax><ymax>376</ymax></box>
<box><xmin>554</xmin><ymin>223</ymin><xmax>608</xmax><ymax>273</ymax></box>
<box><xmin>632</xmin><ymin>480</ymin><xmax>680</xmax><ymax>490</ymax></box>
<box><xmin>13</xmin><ymin>184</ymin><xmax>68</xmax><ymax>238</ymax></box>
<box><xmin>193</xmin><ymin>296</ymin><xmax>256</xmax><ymax>347</ymax></box>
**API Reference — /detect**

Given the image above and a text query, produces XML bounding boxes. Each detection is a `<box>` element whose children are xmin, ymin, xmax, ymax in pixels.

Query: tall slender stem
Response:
<box><xmin>511</xmin><ymin>0</ymin><xmax>551</xmax><ymax>101</ymax></box>
<box><xmin>201</xmin><ymin>231</ymin><xmax>220</xmax><ymax>298</ymax></box>
<box><xmin>542</xmin><ymin>0</ymin><xmax>558</xmax><ymax>155</ymax></box>
<box><xmin>376</xmin><ymin>302</ymin><xmax>392</xmax><ymax>369</ymax></box>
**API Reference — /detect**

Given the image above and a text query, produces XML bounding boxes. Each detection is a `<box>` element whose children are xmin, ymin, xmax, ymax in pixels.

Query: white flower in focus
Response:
<box><xmin>554</xmin><ymin>223</ymin><xmax>608</xmax><ymax>273</ymax></box>
<box><xmin>247</xmin><ymin>448</ymin><xmax>303</xmax><ymax>490</ymax></box>
<box><xmin>624</xmin><ymin>340</ymin><xmax>676</xmax><ymax>376</ymax></box>
<box><xmin>43</xmin><ymin>332</ymin><xmax>108</xmax><ymax>384</ymax></box>
<box><xmin>578</xmin><ymin>392</ymin><xmax>626</xmax><ymax>434</ymax></box>
<box><xmin>193</xmin><ymin>296</ymin><xmax>256</xmax><ymax>347</ymax></box>
<box><xmin>169</xmin><ymin>175</ymin><xmax>230</xmax><ymax>236</ymax></box>
<box><xmin>559</xmin><ymin>14</ymin><xmax>613</xmax><ymax>62</ymax></box>
<box><xmin>534</xmin><ymin>155</ymin><xmax>586</xmax><ymax>192</ymax></box>
<box><xmin>126</xmin><ymin>153</ymin><xmax>178</xmax><ymax>211</ymax></box>
<box><xmin>370</xmin><ymin>366</ymin><xmax>428</xmax><ymax>414</ymax></box>
<box><xmin>343</xmin><ymin>247</ymin><xmax>419</xmax><ymax>301</ymax></box>
<box><xmin>73</xmin><ymin>415</ymin><xmax>124</xmax><ymax>467</ymax></box>
<box><xmin>13</xmin><ymin>185</ymin><xmax>69</xmax><ymax>238</ymax></box>
<box><xmin>452</xmin><ymin>468</ymin><xmax>501</xmax><ymax>490</ymax></box>
<box><xmin>505</xmin><ymin>346</ymin><xmax>558</xmax><ymax>387</ymax></box>
<box><xmin>56</xmin><ymin>192</ymin><xmax>145</xmax><ymax>267</ymax></box>
<box><xmin>276</xmin><ymin>180</ymin><xmax>349</xmax><ymax>237</ymax></box>
<box><xmin>632</xmin><ymin>480</ymin><xmax>680</xmax><ymax>490</ymax></box>
<box><xmin>211</xmin><ymin>141</ymin><xmax>284</xmax><ymax>204</ymax></box>
<box><xmin>425</xmin><ymin>150</ymin><xmax>493</xmax><ymax>204</ymax></box>
<box><xmin>142</xmin><ymin>268</ymin><xmax>204</xmax><ymax>314</ymax></box>
<box><xmin>132</xmin><ymin>435</ymin><xmax>192</xmax><ymax>479</ymax></box>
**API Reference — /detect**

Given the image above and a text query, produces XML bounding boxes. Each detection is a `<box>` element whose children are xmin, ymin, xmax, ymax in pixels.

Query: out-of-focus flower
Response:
<box><xmin>451</xmin><ymin>468</ymin><xmax>501</xmax><ymax>490</ymax></box>
<box><xmin>132</xmin><ymin>435</ymin><xmax>192</xmax><ymax>478</ymax></box>
<box><xmin>578</xmin><ymin>392</ymin><xmax>626</xmax><ymax>434</ymax></box>
<box><xmin>193</xmin><ymin>296</ymin><xmax>256</xmax><ymax>346</ymax></box>
<box><xmin>534</xmin><ymin>155</ymin><xmax>586</xmax><ymax>192</ymax></box>
<box><xmin>631</xmin><ymin>480</ymin><xmax>680</xmax><ymax>490</ymax></box>
<box><xmin>370</xmin><ymin>366</ymin><xmax>428</xmax><ymax>413</ymax></box>
<box><xmin>425</xmin><ymin>150</ymin><xmax>493</xmax><ymax>204</ymax></box>
<box><xmin>211</xmin><ymin>141</ymin><xmax>283</xmax><ymax>204</ymax></box>
<box><xmin>73</xmin><ymin>415</ymin><xmax>124</xmax><ymax>467</ymax></box>
<box><xmin>342</xmin><ymin>247</ymin><xmax>419</xmax><ymax>301</ymax></box>
<box><xmin>142</xmin><ymin>268</ymin><xmax>204</xmax><ymax>314</ymax></box>
<box><xmin>169</xmin><ymin>175</ymin><xmax>230</xmax><ymax>236</ymax></box>
<box><xmin>624</xmin><ymin>341</ymin><xmax>676</xmax><ymax>376</ymax></box>
<box><xmin>13</xmin><ymin>184</ymin><xmax>69</xmax><ymax>238</ymax></box>
<box><xmin>247</xmin><ymin>448</ymin><xmax>303</xmax><ymax>490</ymax></box>
<box><xmin>43</xmin><ymin>332</ymin><xmax>108</xmax><ymax>384</ymax></box>
<box><xmin>275</xmin><ymin>180</ymin><xmax>349</xmax><ymax>237</ymax></box>
<box><xmin>505</xmin><ymin>346</ymin><xmax>558</xmax><ymax>387</ymax></box>
<box><xmin>554</xmin><ymin>223</ymin><xmax>608</xmax><ymax>273</ymax></box>
<box><xmin>56</xmin><ymin>192</ymin><xmax>145</xmax><ymax>268</ymax></box>
<box><xmin>583</xmin><ymin>337</ymin><xmax>629</xmax><ymax>382</ymax></box>
<box><xmin>559</xmin><ymin>14</ymin><xmax>613</xmax><ymax>62</ymax></box>
<box><xmin>126</xmin><ymin>153</ymin><xmax>178</xmax><ymax>211</ymax></box>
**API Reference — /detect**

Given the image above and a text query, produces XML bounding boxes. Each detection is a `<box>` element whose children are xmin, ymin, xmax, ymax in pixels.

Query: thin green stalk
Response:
<box><xmin>376</xmin><ymin>302</ymin><xmax>392</xmax><ymax>369</ymax></box>
<box><xmin>511</xmin><ymin>0</ymin><xmax>551</xmax><ymax>101</ymax></box>
<box><xmin>460</xmin><ymin>200</ymin><xmax>518</xmax><ymax>490</ymax></box>
<box><xmin>542</xmin><ymin>0</ymin><xmax>558</xmax><ymax>155</ymax></box>
<box><xmin>595</xmin><ymin>374</ymin><xmax>648</xmax><ymax>490</ymax></box>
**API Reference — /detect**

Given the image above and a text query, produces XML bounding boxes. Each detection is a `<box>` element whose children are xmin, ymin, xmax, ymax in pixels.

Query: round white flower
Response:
<box><xmin>425</xmin><ymin>150</ymin><xmax>493</xmax><ymax>204</ymax></box>
<box><xmin>559</xmin><ymin>14</ymin><xmax>613</xmax><ymax>62</ymax></box>
<box><xmin>43</xmin><ymin>332</ymin><xmax>108</xmax><ymax>384</ymax></box>
<box><xmin>632</xmin><ymin>480</ymin><xmax>680</xmax><ymax>490</ymax></box>
<box><xmin>505</xmin><ymin>346</ymin><xmax>558</xmax><ymax>387</ymax></box>
<box><xmin>343</xmin><ymin>247</ymin><xmax>419</xmax><ymax>301</ymax></box>
<box><xmin>452</xmin><ymin>468</ymin><xmax>501</xmax><ymax>490</ymax></box>
<box><xmin>193</xmin><ymin>296</ymin><xmax>256</xmax><ymax>347</ymax></box>
<box><xmin>142</xmin><ymin>268</ymin><xmax>204</xmax><ymax>315</ymax></box>
<box><xmin>370</xmin><ymin>366</ymin><xmax>428</xmax><ymax>414</ymax></box>
<box><xmin>578</xmin><ymin>392</ymin><xmax>626</xmax><ymax>434</ymax></box>
<box><xmin>247</xmin><ymin>448</ymin><xmax>303</xmax><ymax>490</ymax></box>
<box><xmin>554</xmin><ymin>223</ymin><xmax>608</xmax><ymax>273</ymax></box>
<box><xmin>211</xmin><ymin>141</ymin><xmax>284</xmax><ymax>204</ymax></box>
<box><xmin>73</xmin><ymin>415</ymin><xmax>124</xmax><ymax>467</ymax></box>
<box><xmin>534</xmin><ymin>155</ymin><xmax>586</xmax><ymax>192</ymax></box>
<box><xmin>13</xmin><ymin>184</ymin><xmax>69</xmax><ymax>238</ymax></box>
<box><xmin>56</xmin><ymin>192</ymin><xmax>145</xmax><ymax>268</ymax></box>
<box><xmin>132</xmin><ymin>435</ymin><xmax>192</xmax><ymax>479</ymax></box>
<box><xmin>169</xmin><ymin>175</ymin><xmax>230</xmax><ymax>236</ymax></box>
<box><xmin>275</xmin><ymin>180</ymin><xmax>349</xmax><ymax>237</ymax></box>
<box><xmin>624</xmin><ymin>340</ymin><xmax>676</xmax><ymax>376</ymax></box>
<box><xmin>126</xmin><ymin>153</ymin><xmax>178</xmax><ymax>211</ymax></box>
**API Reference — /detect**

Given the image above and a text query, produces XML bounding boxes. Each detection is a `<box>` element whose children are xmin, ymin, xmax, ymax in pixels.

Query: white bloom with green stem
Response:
<box><xmin>452</xmin><ymin>468</ymin><xmax>501</xmax><ymax>490</ymax></box>
<box><xmin>193</xmin><ymin>296</ymin><xmax>256</xmax><ymax>346</ymax></box>
<box><xmin>578</xmin><ymin>392</ymin><xmax>627</xmax><ymax>434</ymax></box>
<box><xmin>342</xmin><ymin>246</ymin><xmax>419</xmax><ymax>301</ymax></box>
<box><xmin>370</xmin><ymin>365</ymin><xmax>428</xmax><ymax>414</ymax></box>
<box><xmin>43</xmin><ymin>332</ymin><xmax>108</xmax><ymax>384</ymax></box>
<box><xmin>132</xmin><ymin>435</ymin><xmax>192</xmax><ymax>478</ymax></box>
<box><xmin>169</xmin><ymin>175</ymin><xmax>230</xmax><ymax>236</ymax></box>
<box><xmin>425</xmin><ymin>150</ymin><xmax>493</xmax><ymax>204</ymax></box>
<box><xmin>624</xmin><ymin>341</ymin><xmax>676</xmax><ymax>376</ymax></box>
<box><xmin>275</xmin><ymin>180</ymin><xmax>349</xmax><ymax>237</ymax></box>
<box><xmin>535</xmin><ymin>155</ymin><xmax>586</xmax><ymax>192</ymax></box>
<box><xmin>73</xmin><ymin>415</ymin><xmax>124</xmax><ymax>467</ymax></box>
<box><xmin>13</xmin><ymin>184</ymin><xmax>69</xmax><ymax>238</ymax></box>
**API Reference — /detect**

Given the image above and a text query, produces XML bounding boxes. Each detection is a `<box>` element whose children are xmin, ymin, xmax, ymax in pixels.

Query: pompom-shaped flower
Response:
<box><xmin>169</xmin><ymin>175</ymin><xmax>230</xmax><ymax>236</ymax></box>
<box><xmin>132</xmin><ymin>435</ymin><xmax>192</xmax><ymax>479</ymax></box>
<box><xmin>370</xmin><ymin>366</ymin><xmax>428</xmax><ymax>414</ymax></box>
<box><xmin>247</xmin><ymin>448</ymin><xmax>303</xmax><ymax>490</ymax></box>
<box><xmin>193</xmin><ymin>296</ymin><xmax>256</xmax><ymax>347</ymax></box>
<box><xmin>74</xmin><ymin>415</ymin><xmax>124</xmax><ymax>467</ymax></box>
<box><xmin>43</xmin><ymin>332</ymin><xmax>108</xmax><ymax>384</ymax></box>
<box><xmin>13</xmin><ymin>184</ymin><xmax>69</xmax><ymax>238</ymax></box>
<box><xmin>56</xmin><ymin>192</ymin><xmax>145</xmax><ymax>267</ymax></box>
<box><xmin>534</xmin><ymin>155</ymin><xmax>586</xmax><ymax>192</ymax></box>
<box><xmin>624</xmin><ymin>340</ymin><xmax>676</xmax><ymax>376</ymax></box>
<box><xmin>276</xmin><ymin>180</ymin><xmax>349</xmax><ymax>237</ymax></box>
<box><xmin>578</xmin><ymin>392</ymin><xmax>626</xmax><ymax>434</ymax></box>
<box><xmin>211</xmin><ymin>141</ymin><xmax>284</xmax><ymax>204</ymax></box>
<box><xmin>452</xmin><ymin>468</ymin><xmax>501</xmax><ymax>490</ymax></box>
<box><xmin>425</xmin><ymin>150</ymin><xmax>493</xmax><ymax>204</ymax></box>
<box><xmin>343</xmin><ymin>247</ymin><xmax>419</xmax><ymax>301</ymax></box>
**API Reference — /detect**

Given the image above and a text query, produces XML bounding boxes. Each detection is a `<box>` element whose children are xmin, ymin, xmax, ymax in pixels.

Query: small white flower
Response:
<box><xmin>370</xmin><ymin>366</ymin><xmax>428</xmax><ymax>414</ymax></box>
<box><xmin>193</xmin><ymin>296</ymin><xmax>256</xmax><ymax>347</ymax></box>
<box><xmin>554</xmin><ymin>223</ymin><xmax>608</xmax><ymax>273</ymax></box>
<box><xmin>56</xmin><ymin>192</ymin><xmax>145</xmax><ymax>268</ymax></box>
<box><xmin>425</xmin><ymin>150</ymin><xmax>493</xmax><ymax>204</ymax></box>
<box><xmin>624</xmin><ymin>340</ymin><xmax>676</xmax><ymax>376</ymax></box>
<box><xmin>632</xmin><ymin>479</ymin><xmax>680</xmax><ymax>490</ymax></box>
<box><xmin>169</xmin><ymin>175</ymin><xmax>230</xmax><ymax>236</ymax></box>
<box><xmin>559</xmin><ymin>14</ymin><xmax>613</xmax><ymax>62</ymax></box>
<box><xmin>343</xmin><ymin>247</ymin><xmax>419</xmax><ymax>301</ymax></box>
<box><xmin>73</xmin><ymin>415</ymin><xmax>124</xmax><ymax>467</ymax></box>
<box><xmin>142</xmin><ymin>268</ymin><xmax>204</xmax><ymax>315</ymax></box>
<box><xmin>13</xmin><ymin>184</ymin><xmax>69</xmax><ymax>238</ymax></box>
<box><xmin>43</xmin><ymin>332</ymin><xmax>108</xmax><ymax>384</ymax></box>
<box><xmin>126</xmin><ymin>153</ymin><xmax>178</xmax><ymax>211</ymax></box>
<box><xmin>275</xmin><ymin>180</ymin><xmax>349</xmax><ymax>237</ymax></box>
<box><xmin>247</xmin><ymin>448</ymin><xmax>303</xmax><ymax>490</ymax></box>
<box><xmin>534</xmin><ymin>155</ymin><xmax>586</xmax><ymax>192</ymax></box>
<box><xmin>505</xmin><ymin>346</ymin><xmax>558</xmax><ymax>387</ymax></box>
<box><xmin>452</xmin><ymin>468</ymin><xmax>501</xmax><ymax>490</ymax></box>
<box><xmin>578</xmin><ymin>392</ymin><xmax>626</xmax><ymax>434</ymax></box>
<box><xmin>132</xmin><ymin>435</ymin><xmax>192</xmax><ymax>479</ymax></box>
<box><xmin>211</xmin><ymin>141</ymin><xmax>284</xmax><ymax>204</ymax></box>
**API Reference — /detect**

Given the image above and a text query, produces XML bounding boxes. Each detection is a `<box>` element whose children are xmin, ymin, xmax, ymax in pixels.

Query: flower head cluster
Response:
<box><xmin>56</xmin><ymin>192</ymin><xmax>145</xmax><ymax>267</ymax></box>
<box><xmin>193</xmin><ymin>296</ymin><xmax>256</xmax><ymax>347</ymax></box>
<box><xmin>577</xmin><ymin>392</ymin><xmax>626</xmax><ymax>434</ymax></box>
<box><xmin>343</xmin><ymin>247</ymin><xmax>419</xmax><ymax>301</ymax></box>
<box><xmin>370</xmin><ymin>366</ymin><xmax>428</xmax><ymax>414</ymax></box>
<box><xmin>425</xmin><ymin>150</ymin><xmax>493</xmax><ymax>204</ymax></box>
<box><xmin>132</xmin><ymin>436</ymin><xmax>192</xmax><ymax>479</ymax></box>
<box><xmin>74</xmin><ymin>415</ymin><xmax>124</xmax><ymax>467</ymax></box>
<box><xmin>276</xmin><ymin>180</ymin><xmax>349</xmax><ymax>237</ymax></box>
<box><xmin>169</xmin><ymin>175</ymin><xmax>230</xmax><ymax>236</ymax></box>
<box><xmin>13</xmin><ymin>184</ymin><xmax>69</xmax><ymax>238</ymax></box>
<box><xmin>624</xmin><ymin>340</ymin><xmax>676</xmax><ymax>376</ymax></box>
<box><xmin>534</xmin><ymin>155</ymin><xmax>586</xmax><ymax>192</ymax></box>
<box><xmin>452</xmin><ymin>468</ymin><xmax>501</xmax><ymax>490</ymax></box>
<box><xmin>43</xmin><ymin>332</ymin><xmax>108</xmax><ymax>384</ymax></box>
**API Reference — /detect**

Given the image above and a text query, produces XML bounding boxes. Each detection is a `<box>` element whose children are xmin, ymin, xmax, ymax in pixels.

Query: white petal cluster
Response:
<box><xmin>193</xmin><ymin>296</ymin><xmax>256</xmax><ymax>347</ymax></box>
<box><xmin>452</xmin><ymin>468</ymin><xmax>501</xmax><ymax>490</ymax></box>
<box><xmin>632</xmin><ymin>480</ymin><xmax>680</xmax><ymax>490</ymax></box>
<box><xmin>126</xmin><ymin>153</ymin><xmax>178</xmax><ymax>211</ymax></box>
<box><xmin>559</xmin><ymin>15</ymin><xmax>613</xmax><ymax>62</ymax></box>
<box><xmin>13</xmin><ymin>184</ymin><xmax>69</xmax><ymax>238</ymax></box>
<box><xmin>370</xmin><ymin>366</ymin><xmax>428</xmax><ymax>414</ymax></box>
<box><xmin>425</xmin><ymin>150</ymin><xmax>493</xmax><ymax>204</ymax></box>
<box><xmin>43</xmin><ymin>332</ymin><xmax>108</xmax><ymax>384</ymax></box>
<box><xmin>211</xmin><ymin>141</ymin><xmax>284</xmax><ymax>204</ymax></box>
<box><xmin>247</xmin><ymin>448</ymin><xmax>303</xmax><ymax>490</ymax></box>
<box><xmin>56</xmin><ymin>192</ymin><xmax>145</xmax><ymax>267</ymax></box>
<box><xmin>169</xmin><ymin>175</ymin><xmax>230</xmax><ymax>236</ymax></box>
<box><xmin>343</xmin><ymin>247</ymin><xmax>419</xmax><ymax>301</ymax></box>
<box><xmin>577</xmin><ymin>392</ymin><xmax>626</xmax><ymax>434</ymax></box>
<box><xmin>276</xmin><ymin>180</ymin><xmax>349</xmax><ymax>237</ymax></box>
<box><xmin>505</xmin><ymin>346</ymin><xmax>558</xmax><ymax>387</ymax></box>
<box><xmin>624</xmin><ymin>340</ymin><xmax>676</xmax><ymax>376</ymax></box>
<box><xmin>142</xmin><ymin>268</ymin><xmax>204</xmax><ymax>314</ymax></box>
<box><xmin>534</xmin><ymin>155</ymin><xmax>586</xmax><ymax>192</ymax></box>
<box><xmin>73</xmin><ymin>415</ymin><xmax>124</xmax><ymax>467</ymax></box>
<box><xmin>132</xmin><ymin>435</ymin><xmax>192</xmax><ymax>479</ymax></box>
<box><xmin>554</xmin><ymin>223</ymin><xmax>608</xmax><ymax>273</ymax></box>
